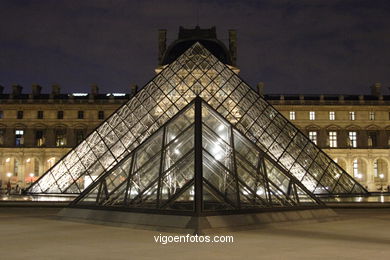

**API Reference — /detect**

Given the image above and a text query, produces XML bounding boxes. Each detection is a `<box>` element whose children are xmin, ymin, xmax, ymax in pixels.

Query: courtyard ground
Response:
<box><xmin>0</xmin><ymin>207</ymin><xmax>389</xmax><ymax>259</ymax></box>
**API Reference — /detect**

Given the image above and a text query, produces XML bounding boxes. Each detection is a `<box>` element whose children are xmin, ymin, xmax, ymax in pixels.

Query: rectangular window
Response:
<box><xmin>309</xmin><ymin>111</ymin><xmax>315</xmax><ymax>120</ymax></box>
<box><xmin>348</xmin><ymin>131</ymin><xmax>357</xmax><ymax>148</ymax></box>
<box><xmin>329</xmin><ymin>131</ymin><xmax>337</xmax><ymax>148</ymax></box>
<box><xmin>0</xmin><ymin>111</ymin><xmax>3</xmax><ymax>119</ymax></box>
<box><xmin>368</xmin><ymin>131</ymin><xmax>377</xmax><ymax>148</ymax></box>
<box><xmin>374</xmin><ymin>160</ymin><xmax>378</xmax><ymax>177</ymax></box>
<box><xmin>57</xmin><ymin>111</ymin><xmax>64</xmax><ymax>119</ymax></box>
<box><xmin>37</xmin><ymin>111</ymin><xmax>44</xmax><ymax>119</ymax></box>
<box><xmin>98</xmin><ymin>111</ymin><xmax>105</xmax><ymax>120</ymax></box>
<box><xmin>309</xmin><ymin>131</ymin><xmax>317</xmax><ymax>145</ymax></box>
<box><xmin>78</xmin><ymin>111</ymin><xmax>84</xmax><ymax>119</ymax></box>
<box><xmin>15</xmin><ymin>129</ymin><xmax>24</xmax><ymax>146</ymax></box>
<box><xmin>329</xmin><ymin>111</ymin><xmax>335</xmax><ymax>120</ymax></box>
<box><xmin>349</xmin><ymin>111</ymin><xmax>355</xmax><ymax>120</ymax></box>
<box><xmin>353</xmin><ymin>159</ymin><xmax>359</xmax><ymax>178</ymax></box>
<box><xmin>35</xmin><ymin>130</ymin><xmax>45</xmax><ymax>147</ymax></box>
<box><xmin>0</xmin><ymin>129</ymin><xmax>4</xmax><ymax>145</ymax></box>
<box><xmin>75</xmin><ymin>129</ymin><xmax>85</xmax><ymax>144</ymax></box>
<box><xmin>17</xmin><ymin>111</ymin><xmax>23</xmax><ymax>119</ymax></box>
<box><xmin>55</xmin><ymin>129</ymin><xmax>66</xmax><ymax>147</ymax></box>
<box><xmin>369</xmin><ymin>111</ymin><xmax>375</xmax><ymax>120</ymax></box>
<box><xmin>289</xmin><ymin>111</ymin><xmax>295</xmax><ymax>120</ymax></box>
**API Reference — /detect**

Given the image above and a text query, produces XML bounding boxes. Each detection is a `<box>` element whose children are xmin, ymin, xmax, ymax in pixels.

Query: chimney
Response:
<box><xmin>32</xmin><ymin>84</ymin><xmax>42</xmax><ymax>96</ymax></box>
<box><xmin>256</xmin><ymin>82</ymin><xmax>264</xmax><ymax>96</ymax></box>
<box><xmin>158</xmin><ymin>29</ymin><xmax>167</xmax><ymax>64</ymax></box>
<box><xmin>90</xmin><ymin>84</ymin><xmax>99</xmax><ymax>96</ymax></box>
<box><xmin>228</xmin><ymin>29</ymin><xmax>237</xmax><ymax>66</ymax></box>
<box><xmin>51</xmin><ymin>84</ymin><xmax>60</xmax><ymax>95</ymax></box>
<box><xmin>370</xmin><ymin>82</ymin><xmax>381</xmax><ymax>96</ymax></box>
<box><xmin>12</xmin><ymin>84</ymin><xmax>23</xmax><ymax>96</ymax></box>
<box><xmin>130</xmin><ymin>84</ymin><xmax>138</xmax><ymax>96</ymax></box>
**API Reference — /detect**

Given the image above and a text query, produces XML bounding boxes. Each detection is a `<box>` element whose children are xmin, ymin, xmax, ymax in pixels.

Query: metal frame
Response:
<box><xmin>70</xmin><ymin>97</ymin><xmax>326</xmax><ymax>216</ymax></box>
<box><xmin>28</xmin><ymin>42</ymin><xmax>368</xmax><ymax>198</ymax></box>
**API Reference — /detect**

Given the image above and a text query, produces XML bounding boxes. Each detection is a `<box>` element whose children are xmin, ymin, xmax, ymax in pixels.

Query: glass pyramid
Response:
<box><xmin>27</xmin><ymin>42</ymin><xmax>367</xmax><ymax>197</ymax></box>
<box><xmin>70</xmin><ymin>98</ymin><xmax>323</xmax><ymax>213</ymax></box>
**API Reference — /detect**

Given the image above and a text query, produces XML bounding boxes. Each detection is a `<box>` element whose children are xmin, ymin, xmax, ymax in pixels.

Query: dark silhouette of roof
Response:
<box><xmin>161</xmin><ymin>26</ymin><xmax>232</xmax><ymax>65</ymax></box>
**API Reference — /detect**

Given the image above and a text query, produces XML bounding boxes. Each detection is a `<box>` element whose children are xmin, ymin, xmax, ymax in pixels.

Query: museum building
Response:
<box><xmin>0</xmin><ymin>27</ymin><xmax>389</xmax><ymax>192</ymax></box>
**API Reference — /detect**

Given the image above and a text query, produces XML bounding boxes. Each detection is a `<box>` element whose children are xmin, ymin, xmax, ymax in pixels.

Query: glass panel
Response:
<box><xmin>202</xmin><ymin>125</ymin><xmax>233</xmax><ymax>169</ymax></box>
<box><xmin>160</xmin><ymin>152</ymin><xmax>194</xmax><ymax>202</ymax></box>
<box><xmin>133</xmin><ymin>131</ymin><xmax>163</xmax><ymax>171</ymax></box>
<box><xmin>203</xmin><ymin>152</ymin><xmax>237</xmax><ymax>206</ymax></box>
<box><xmin>166</xmin><ymin>105</ymin><xmax>195</xmax><ymax>143</ymax></box>
<box><xmin>164</xmin><ymin>126</ymin><xmax>194</xmax><ymax>170</ymax></box>
<box><xmin>233</xmin><ymin>129</ymin><xmax>259</xmax><ymax>168</ymax></box>
<box><xmin>202</xmin><ymin>104</ymin><xmax>230</xmax><ymax>143</ymax></box>
<box><xmin>264</xmin><ymin>159</ymin><xmax>290</xmax><ymax>194</ymax></box>
<box><xmin>203</xmin><ymin>182</ymin><xmax>234</xmax><ymax>211</ymax></box>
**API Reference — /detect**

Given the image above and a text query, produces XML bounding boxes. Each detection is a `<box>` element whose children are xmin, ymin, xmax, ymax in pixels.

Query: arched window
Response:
<box><xmin>374</xmin><ymin>159</ymin><xmax>388</xmax><ymax>190</ymax></box>
<box><xmin>352</xmin><ymin>159</ymin><xmax>367</xmax><ymax>182</ymax></box>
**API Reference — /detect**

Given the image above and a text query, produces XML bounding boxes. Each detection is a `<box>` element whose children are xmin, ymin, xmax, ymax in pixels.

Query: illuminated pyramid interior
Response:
<box><xmin>70</xmin><ymin>98</ymin><xmax>323</xmax><ymax>213</ymax></box>
<box><xmin>28</xmin><ymin>42</ymin><xmax>367</xmax><ymax>208</ymax></box>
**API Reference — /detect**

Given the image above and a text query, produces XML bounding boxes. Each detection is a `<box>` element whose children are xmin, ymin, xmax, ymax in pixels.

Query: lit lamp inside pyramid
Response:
<box><xmin>27</xmin><ymin>27</ymin><xmax>367</xmax><ymax>232</ymax></box>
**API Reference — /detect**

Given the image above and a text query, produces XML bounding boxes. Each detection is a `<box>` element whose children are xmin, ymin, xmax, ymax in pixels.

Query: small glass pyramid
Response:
<box><xmin>27</xmin><ymin>42</ymin><xmax>367</xmax><ymax>198</ymax></box>
<box><xmin>70</xmin><ymin>98</ymin><xmax>323</xmax><ymax>213</ymax></box>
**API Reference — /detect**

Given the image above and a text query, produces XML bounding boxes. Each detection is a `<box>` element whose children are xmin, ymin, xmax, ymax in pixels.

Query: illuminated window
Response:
<box><xmin>35</xmin><ymin>130</ymin><xmax>45</xmax><ymax>147</ymax></box>
<box><xmin>309</xmin><ymin>111</ymin><xmax>315</xmax><ymax>120</ymax></box>
<box><xmin>353</xmin><ymin>159</ymin><xmax>359</xmax><ymax>178</ymax></box>
<box><xmin>47</xmin><ymin>157</ymin><xmax>56</xmax><ymax>168</ymax></box>
<box><xmin>369</xmin><ymin>111</ymin><xmax>375</xmax><ymax>120</ymax></box>
<box><xmin>55</xmin><ymin>129</ymin><xmax>66</xmax><ymax>147</ymax></box>
<box><xmin>15</xmin><ymin>129</ymin><xmax>24</xmax><ymax>146</ymax></box>
<box><xmin>368</xmin><ymin>132</ymin><xmax>377</xmax><ymax>148</ymax></box>
<box><xmin>349</xmin><ymin>111</ymin><xmax>355</xmax><ymax>120</ymax></box>
<box><xmin>329</xmin><ymin>131</ymin><xmax>337</xmax><ymax>148</ymax></box>
<box><xmin>329</xmin><ymin>111</ymin><xmax>335</xmax><ymax>120</ymax></box>
<box><xmin>374</xmin><ymin>160</ymin><xmax>378</xmax><ymax>177</ymax></box>
<box><xmin>309</xmin><ymin>131</ymin><xmax>317</xmax><ymax>145</ymax></box>
<box><xmin>348</xmin><ymin>131</ymin><xmax>357</xmax><ymax>148</ymax></box>
<box><xmin>75</xmin><ymin>129</ymin><xmax>85</xmax><ymax>144</ymax></box>
<box><xmin>289</xmin><ymin>111</ymin><xmax>295</xmax><ymax>120</ymax></box>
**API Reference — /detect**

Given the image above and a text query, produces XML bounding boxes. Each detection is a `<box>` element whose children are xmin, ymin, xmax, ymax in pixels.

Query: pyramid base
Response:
<box><xmin>58</xmin><ymin>208</ymin><xmax>338</xmax><ymax>234</ymax></box>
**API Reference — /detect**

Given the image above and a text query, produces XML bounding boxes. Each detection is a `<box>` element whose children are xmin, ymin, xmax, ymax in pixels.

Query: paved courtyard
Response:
<box><xmin>0</xmin><ymin>207</ymin><xmax>390</xmax><ymax>259</ymax></box>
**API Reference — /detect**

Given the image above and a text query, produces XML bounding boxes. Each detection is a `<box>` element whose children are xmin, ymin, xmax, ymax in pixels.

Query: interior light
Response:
<box><xmin>5</xmin><ymin>158</ymin><xmax>10</xmax><ymax>163</ymax></box>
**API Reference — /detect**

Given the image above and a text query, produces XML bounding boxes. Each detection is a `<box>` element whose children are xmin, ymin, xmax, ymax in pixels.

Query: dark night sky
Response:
<box><xmin>1</xmin><ymin>0</ymin><xmax>390</xmax><ymax>95</ymax></box>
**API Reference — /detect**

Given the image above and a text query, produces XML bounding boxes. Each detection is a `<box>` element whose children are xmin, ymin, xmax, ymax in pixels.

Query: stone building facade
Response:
<box><xmin>1</xmin><ymin>83</ymin><xmax>389</xmax><ymax>192</ymax></box>
<box><xmin>265</xmin><ymin>83</ymin><xmax>390</xmax><ymax>192</ymax></box>
<box><xmin>0</xmin><ymin>84</ymin><xmax>133</xmax><ymax>189</ymax></box>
